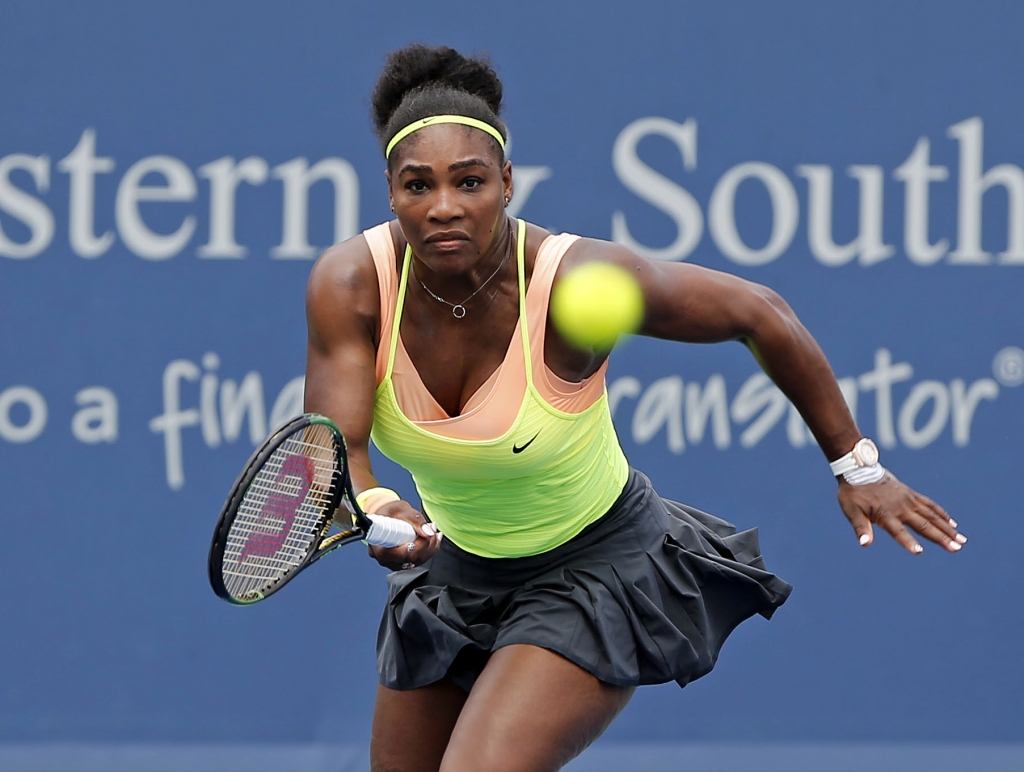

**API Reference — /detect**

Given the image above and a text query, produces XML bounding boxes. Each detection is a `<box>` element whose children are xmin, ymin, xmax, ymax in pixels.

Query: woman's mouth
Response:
<box><xmin>426</xmin><ymin>231</ymin><xmax>470</xmax><ymax>250</ymax></box>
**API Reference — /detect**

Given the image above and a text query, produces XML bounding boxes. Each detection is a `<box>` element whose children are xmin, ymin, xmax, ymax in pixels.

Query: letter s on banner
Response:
<box><xmin>611</xmin><ymin>117</ymin><xmax>703</xmax><ymax>262</ymax></box>
<box><xmin>0</xmin><ymin>154</ymin><xmax>55</xmax><ymax>259</ymax></box>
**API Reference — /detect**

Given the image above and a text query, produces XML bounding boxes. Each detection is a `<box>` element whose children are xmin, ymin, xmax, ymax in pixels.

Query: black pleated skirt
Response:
<box><xmin>377</xmin><ymin>469</ymin><xmax>793</xmax><ymax>692</ymax></box>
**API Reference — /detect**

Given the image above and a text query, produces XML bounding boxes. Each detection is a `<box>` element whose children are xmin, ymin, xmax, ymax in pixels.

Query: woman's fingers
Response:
<box><xmin>367</xmin><ymin>522</ymin><xmax>442</xmax><ymax>570</ymax></box>
<box><xmin>365</xmin><ymin>501</ymin><xmax>443</xmax><ymax>568</ymax></box>
<box><xmin>909</xmin><ymin>497</ymin><xmax>966</xmax><ymax>551</ymax></box>
<box><xmin>875</xmin><ymin>512</ymin><xmax>924</xmax><ymax>554</ymax></box>
<box><xmin>838</xmin><ymin>474</ymin><xmax>965</xmax><ymax>555</ymax></box>
<box><xmin>872</xmin><ymin>499</ymin><xmax>965</xmax><ymax>555</ymax></box>
<box><xmin>407</xmin><ymin>528</ymin><xmax>442</xmax><ymax>564</ymax></box>
<box><xmin>844</xmin><ymin>504</ymin><xmax>875</xmax><ymax>547</ymax></box>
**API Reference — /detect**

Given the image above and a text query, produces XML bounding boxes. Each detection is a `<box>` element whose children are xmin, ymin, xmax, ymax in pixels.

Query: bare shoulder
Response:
<box><xmin>307</xmin><ymin>232</ymin><xmax>377</xmax><ymax>299</ymax></box>
<box><xmin>306</xmin><ymin>231</ymin><xmax>381</xmax><ymax>345</ymax></box>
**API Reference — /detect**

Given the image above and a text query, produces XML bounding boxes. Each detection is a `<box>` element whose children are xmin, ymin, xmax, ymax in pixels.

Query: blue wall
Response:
<box><xmin>1</xmin><ymin>0</ymin><xmax>1021</xmax><ymax>759</ymax></box>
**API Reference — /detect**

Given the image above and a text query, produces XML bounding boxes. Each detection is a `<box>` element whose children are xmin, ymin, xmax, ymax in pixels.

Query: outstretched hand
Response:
<box><xmin>365</xmin><ymin>499</ymin><xmax>443</xmax><ymax>570</ymax></box>
<box><xmin>838</xmin><ymin>471</ymin><xmax>967</xmax><ymax>554</ymax></box>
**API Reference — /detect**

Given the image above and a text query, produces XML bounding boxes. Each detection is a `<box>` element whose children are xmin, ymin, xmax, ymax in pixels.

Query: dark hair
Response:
<box><xmin>371</xmin><ymin>44</ymin><xmax>507</xmax><ymax>163</ymax></box>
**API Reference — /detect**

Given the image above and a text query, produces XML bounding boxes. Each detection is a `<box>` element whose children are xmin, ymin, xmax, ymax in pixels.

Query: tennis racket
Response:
<box><xmin>208</xmin><ymin>412</ymin><xmax>417</xmax><ymax>605</ymax></box>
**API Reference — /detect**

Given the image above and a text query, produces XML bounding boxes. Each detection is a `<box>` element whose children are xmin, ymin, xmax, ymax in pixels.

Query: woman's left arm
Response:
<box><xmin>567</xmin><ymin>239</ymin><xmax>966</xmax><ymax>554</ymax></box>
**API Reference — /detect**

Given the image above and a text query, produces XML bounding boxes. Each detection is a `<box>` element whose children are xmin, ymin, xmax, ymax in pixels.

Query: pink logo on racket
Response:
<box><xmin>238</xmin><ymin>454</ymin><xmax>314</xmax><ymax>562</ymax></box>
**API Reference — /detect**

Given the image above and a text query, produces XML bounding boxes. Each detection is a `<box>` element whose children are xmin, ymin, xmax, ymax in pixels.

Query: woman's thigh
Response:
<box><xmin>440</xmin><ymin>644</ymin><xmax>635</xmax><ymax>772</ymax></box>
<box><xmin>370</xmin><ymin>678</ymin><xmax>469</xmax><ymax>772</ymax></box>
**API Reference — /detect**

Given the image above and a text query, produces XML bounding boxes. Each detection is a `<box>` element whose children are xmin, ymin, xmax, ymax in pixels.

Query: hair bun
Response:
<box><xmin>372</xmin><ymin>45</ymin><xmax>503</xmax><ymax>136</ymax></box>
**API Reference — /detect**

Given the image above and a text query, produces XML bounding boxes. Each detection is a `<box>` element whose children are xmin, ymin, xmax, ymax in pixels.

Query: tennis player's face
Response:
<box><xmin>388</xmin><ymin>125</ymin><xmax>512</xmax><ymax>274</ymax></box>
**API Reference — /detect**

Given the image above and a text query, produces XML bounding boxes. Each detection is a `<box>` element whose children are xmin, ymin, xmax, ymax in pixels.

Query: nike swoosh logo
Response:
<box><xmin>512</xmin><ymin>433</ymin><xmax>540</xmax><ymax>454</ymax></box>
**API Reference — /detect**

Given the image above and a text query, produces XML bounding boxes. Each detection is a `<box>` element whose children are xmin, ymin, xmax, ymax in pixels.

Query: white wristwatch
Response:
<box><xmin>830</xmin><ymin>438</ymin><xmax>881</xmax><ymax>479</ymax></box>
<box><xmin>827</xmin><ymin>436</ymin><xmax>884</xmax><ymax>483</ymax></box>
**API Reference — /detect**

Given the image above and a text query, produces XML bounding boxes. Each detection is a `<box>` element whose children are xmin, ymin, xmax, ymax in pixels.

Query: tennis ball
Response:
<box><xmin>550</xmin><ymin>261</ymin><xmax>645</xmax><ymax>352</ymax></box>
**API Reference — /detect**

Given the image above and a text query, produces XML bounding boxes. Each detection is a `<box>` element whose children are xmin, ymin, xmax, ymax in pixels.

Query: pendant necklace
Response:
<box><xmin>414</xmin><ymin>237</ymin><xmax>512</xmax><ymax>319</ymax></box>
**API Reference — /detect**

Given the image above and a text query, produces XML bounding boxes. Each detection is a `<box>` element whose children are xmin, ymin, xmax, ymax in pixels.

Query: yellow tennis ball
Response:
<box><xmin>550</xmin><ymin>261</ymin><xmax>645</xmax><ymax>352</ymax></box>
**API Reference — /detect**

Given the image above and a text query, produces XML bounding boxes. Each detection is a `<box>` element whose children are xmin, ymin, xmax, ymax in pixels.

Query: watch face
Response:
<box><xmin>855</xmin><ymin>438</ymin><xmax>879</xmax><ymax>466</ymax></box>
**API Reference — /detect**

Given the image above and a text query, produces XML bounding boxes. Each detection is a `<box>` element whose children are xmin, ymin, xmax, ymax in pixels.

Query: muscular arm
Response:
<box><xmin>557</xmin><ymin>238</ymin><xmax>857</xmax><ymax>459</ymax></box>
<box><xmin>303</xmin><ymin>235</ymin><xmax>440</xmax><ymax>567</ymax></box>
<box><xmin>303</xmin><ymin>236</ymin><xmax>382</xmax><ymax>492</ymax></box>
<box><xmin>553</xmin><ymin>239</ymin><xmax>964</xmax><ymax>554</ymax></box>
<box><xmin>640</xmin><ymin>258</ymin><xmax>858</xmax><ymax>461</ymax></box>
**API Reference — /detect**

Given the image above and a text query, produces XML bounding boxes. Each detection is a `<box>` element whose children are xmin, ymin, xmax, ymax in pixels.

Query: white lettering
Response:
<box><xmin>730</xmin><ymin>372</ymin><xmax>788</xmax><ymax>447</ymax></box>
<box><xmin>116</xmin><ymin>155</ymin><xmax>197</xmax><ymax>260</ymax></box>
<box><xmin>149</xmin><ymin>359</ymin><xmax>201</xmax><ymax>490</ymax></box>
<box><xmin>0</xmin><ymin>154</ymin><xmax>54</xmax><ymax>259</ymax></box>
<box><xmin>71</xmin><ymin>387</ymin><xmax>118</xmax><ymax>443</ymax></box>
<box><xmin>220</xmin><ymin>373</ymin><xmax>267</xmax><ymax>443</ymax></box>
<box><xmin>950</xmin><ymin>378</ymin><xmax>999</xmax><ymax>446</ymax></box>
<box><xmin>796</xmin><ymin>164</ymin><xmax>893</xmax><ymax>266</ymax></box>
<box><xmin>57</xmin><ymin>128</ymin><xmax>116</xmax><ymax>258</ymax></box>
<box><xmin>684</xmin><ymin>375</ymin><xmax>730</xmax><ymax>448</ymax></box>
<box><xmin>632</xmin><ymin>375</ymin><xmax>685</xmax><ymax>452</ymax></box>
<box><xmin>611</xmin><ymin>117</ymin><xmax>703</xmax><ymax>261</ymax></box>
<box><xmin>611</xmin><ymin>350</ymin><xmax>1002</xmax><ymax>455</ymax></box>
<box><xmin>948</xmin><ymin>117</ymin><xmax>1024</xmax><ymax>264</ymax></box>
<box><xmin>197</xmin><ymin>156</ymin><xmax>269</xmax><ymax>258</ymax></box>
<box><xmin>897</xmin><ymin>380</ymin><xmax>950</xmax><ymax>449</ymax></box>
<box><xmin>608</xmin><ymin>376</ymin><xmax>642</xmax><ymax>417</ymax></box>
<box><xmin>893</xmin><ymin>138</ymin><xmax>949</xmax><ymax>266</ymax></box>
<box><xmin>271</xmin><ymin>157</ymin><xmax>359</xmax><ymax>259</ymax></box>
<box><xmin>709</xmin><ymin>162</ymin><xmax>798</xmax><ymax>266</ymax></box>
<box><xmin>7</xmin><ymin>120</ymin><xmax>1024</xmax><ymax>267</ymax></box>
<box><xmin>0</xmin><ymin>386</ymin><xmax>47</xmax><ymax>442</ymax></box>
<box><xmin>200</xmin><ymin>352</ymin><xmax>221</xmax><ymax>447</ymax></box>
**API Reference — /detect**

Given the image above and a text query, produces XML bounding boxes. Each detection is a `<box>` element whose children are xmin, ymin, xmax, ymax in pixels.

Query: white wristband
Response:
<box><xmin>841</xmin><ymin>463</ymin><xmax>886</xmax><ymax>486</ymax></box>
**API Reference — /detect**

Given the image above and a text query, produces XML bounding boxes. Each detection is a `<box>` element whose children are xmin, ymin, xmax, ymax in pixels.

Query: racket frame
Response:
<box><xmin>207</xmin><ymin>413</ymin><xmax>371</xmax><ymax>605</ymax></box>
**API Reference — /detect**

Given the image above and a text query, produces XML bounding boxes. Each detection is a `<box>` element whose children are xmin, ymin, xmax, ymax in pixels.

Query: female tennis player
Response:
<box><xmin>303</xmin><ymin>44</ymin><xmax>966</xmax><ymax>772</ymax></box>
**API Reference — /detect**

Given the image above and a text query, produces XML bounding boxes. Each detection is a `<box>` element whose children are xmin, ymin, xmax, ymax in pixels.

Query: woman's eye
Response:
<box><xmin>462</xmin><ymin>177</ymin><xmax>483</xmax><ymax>189</ymax></box>
<box><xmin>406</xmin><ymin>180</ymin><xmax>427</xmax><ymax>192</ymax></box>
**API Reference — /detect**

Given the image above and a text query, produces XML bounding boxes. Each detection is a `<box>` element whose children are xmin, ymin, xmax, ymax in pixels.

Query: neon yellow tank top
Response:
<box><xmin>369</xmin><ymin>219</ymin><xmax>629</xmax><ymax>558</ymax></box>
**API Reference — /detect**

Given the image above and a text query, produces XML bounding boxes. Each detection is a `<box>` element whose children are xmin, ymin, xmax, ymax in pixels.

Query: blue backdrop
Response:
<box><xmin>2</xmin><ymin>2</ymin><xmax>1021</xmax><ymax>769</ymax></box>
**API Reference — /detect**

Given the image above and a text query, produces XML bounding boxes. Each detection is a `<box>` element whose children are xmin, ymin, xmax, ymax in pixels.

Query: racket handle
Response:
<box><xmin>365</xmin><ymin>514</ymin><xmax>419</xmax><ymax>548</ymax></box>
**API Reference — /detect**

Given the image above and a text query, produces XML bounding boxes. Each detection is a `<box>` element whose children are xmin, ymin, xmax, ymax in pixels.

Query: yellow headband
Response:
<box><xmin>385</xmin><ymin>115</ymin><xmax>505</xmax><ymax>159</ymax></box>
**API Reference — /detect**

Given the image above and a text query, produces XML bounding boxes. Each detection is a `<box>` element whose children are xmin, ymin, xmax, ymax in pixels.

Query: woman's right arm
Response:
<box><xmin>304</xmin><ymin>237</ymin><xmax>383</xmax><ymax>492</ymax></box>
<box><xmin>303</xmin><ymin>236</ymin><xmax>440</xmax><ymax>568</ymax></box>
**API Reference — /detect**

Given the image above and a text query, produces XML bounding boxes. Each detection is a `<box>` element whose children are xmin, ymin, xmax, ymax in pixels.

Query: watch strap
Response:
<box><xmin>830</xmin><ymin>451</ymin><xmax>858</xmax><ymax>476</ymax></box>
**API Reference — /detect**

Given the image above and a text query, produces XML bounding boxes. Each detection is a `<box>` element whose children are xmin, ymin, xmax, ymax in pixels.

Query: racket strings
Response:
<box><xmin>220</xmin><ymin>425</ymin><xmax>341</xmax><ymax>600</ymax></box>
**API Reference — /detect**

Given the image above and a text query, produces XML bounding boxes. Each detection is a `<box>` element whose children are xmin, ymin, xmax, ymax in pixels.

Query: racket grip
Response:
<box><xmin>365</xmin><ymin>514</ymin><xmax>419</xmax><ymax>548</ymax></box>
